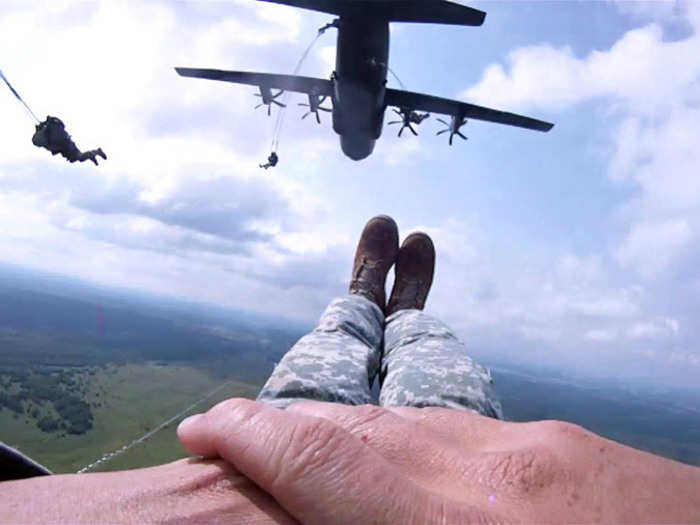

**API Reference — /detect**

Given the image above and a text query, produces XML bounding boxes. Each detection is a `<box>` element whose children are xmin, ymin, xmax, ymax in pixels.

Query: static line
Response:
<box><xmin>387</xmin><ymin>66</ymin><xmax>406</xmax><ymax>90</ymax></box>
<box><xmin>271</xmin><ymin>31</ymin><xmax>323</xmax><ymax>153</ymax></box>
<box><xmin>76</xmin><ymin>380</ymin><xmax>236</xmax><ymax>474</ymax></box>
<box><xmin>0</xmin><ymin>68</ymin><xmax>40</xmax><ymax>124</ymax></box>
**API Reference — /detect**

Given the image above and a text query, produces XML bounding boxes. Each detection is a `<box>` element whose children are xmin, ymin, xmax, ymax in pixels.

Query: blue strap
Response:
<box><xmin>0</xmin><ymin>68</ymin><xmax>40</xmax><ymax>123</ymax></box>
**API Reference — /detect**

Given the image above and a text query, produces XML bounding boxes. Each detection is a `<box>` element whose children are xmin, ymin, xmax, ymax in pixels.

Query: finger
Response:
<box><xmin>177</xmin><ymin>398</ymin><xmax>483</xmax><ymax>525</ymax></box>
<box><xmin>178</xmin><ymin>413</ymin><xmax>218</xmax><ymax>458</ymax></box>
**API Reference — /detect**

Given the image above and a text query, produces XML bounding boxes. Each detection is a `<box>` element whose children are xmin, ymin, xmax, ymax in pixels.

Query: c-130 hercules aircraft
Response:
<box><xmin>176</xmin><ymin>0</ymin><xmax>554</xmax><ymax>161</ymax></box>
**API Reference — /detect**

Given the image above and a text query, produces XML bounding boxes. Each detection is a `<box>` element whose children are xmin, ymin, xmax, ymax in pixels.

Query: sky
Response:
<box><xmin>1</xmin><ymin>0</ymin><xmax>699</xmax><ymax>388</ymax></box>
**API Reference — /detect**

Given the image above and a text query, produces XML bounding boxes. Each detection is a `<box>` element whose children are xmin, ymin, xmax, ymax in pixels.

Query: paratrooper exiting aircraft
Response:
<box><xmin>176</xmin><ymin>0</ymin><xmax>554</xmax><ymax>161</ymax></box>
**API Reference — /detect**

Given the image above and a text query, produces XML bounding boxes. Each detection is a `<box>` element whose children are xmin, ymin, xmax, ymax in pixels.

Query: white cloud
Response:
<box><xmin>668</xmin><ymin>351</ymin><xmax>700</xmax><ymax>367</ymax></box>
<box><xmin>611</xmin><ymin>0</ymin><xmax>685</xmax><ymax>22</ymax></box>
<box><xmin>616</xmin><ymin>219</ymin><xmax>693</xmax><ymax>276</ymax></box>
<box><xmin>462</xmin><ymin>15</ymin><xmax>700</xmax><ymax>117</ymax></box>
<box><xmin>190</xmin><ymin>4</ymin><xmax>301</xmax><ymax>61</ymax></box>
<box><xmin>417</xmin><ymin>219</ymin><xmax>641</xmax><ymax>353</ymax></box>
<box><xmin>379</xmin><ymin>134</ymin><xmax>424</xmax><ymax>166</ymax></box>
<box><xmin>584</xmin><ymin>328</ymin><xmax>618</xmax><ymax>343</ymax></box>
<box><xmin>464</xmin><ymin>4</ymin><xmax>700</xmax><ymax>280</ymax></box>
<box><xmin>453</xmin><ymin>4</ymin><xmax>700</xmax><ymax>382</ymax></box>
<box><xmin>626</xmin><ymin>317</ymin><xmax>680</xmax><ymax>339</ymax></box>
<box><xmin>556</xmin><ymin>254</ymin><xmax>602</xmax><ymax>284</ymax></box>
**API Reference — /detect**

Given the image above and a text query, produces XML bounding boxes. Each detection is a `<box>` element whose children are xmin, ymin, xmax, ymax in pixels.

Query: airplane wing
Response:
<box><xmin>175</xmin><ymin>68</ymin><xmax>334</xmax><ymax>97</ymax></box>
<box><xmin>385</xmin><ymin>88</ymin><xmax>554</xmax><ymax>132</ymax></box>
<box><xmin>257</xmin><ymin>0</ymin><xmax>486</xmax><ymax>26</ymax></box>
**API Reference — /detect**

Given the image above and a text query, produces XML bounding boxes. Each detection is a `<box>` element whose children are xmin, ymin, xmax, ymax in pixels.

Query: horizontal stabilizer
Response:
<box><xmin>257</xmin><ymin>0</ymin><xmax>486</xmax><ymax>26</ymax></box>
<box><xmin>175</xmin><ymin>68</ymin><xmax>334</xmax><ymax>96</ymax></box>
<box><xmin>386</xmin><ymin>88</ymin><xmax>554</xmax><ymax>132</ymax></box>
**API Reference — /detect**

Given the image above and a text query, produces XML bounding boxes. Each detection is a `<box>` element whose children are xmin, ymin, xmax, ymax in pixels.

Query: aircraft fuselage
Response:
<box><xmin>332</xmin><ymin>16</ymin><xmax>389</xmax><ymax>160</ymax></box>
<box><xmin>175</xmin><ymin>2</ymin><xmax>554</xmax><ymax>163</ymax></box>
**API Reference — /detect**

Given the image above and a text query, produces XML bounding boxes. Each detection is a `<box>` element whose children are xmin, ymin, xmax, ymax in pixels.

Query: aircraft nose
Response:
<box><xmin>340</xmin><ymin>135</ymin><xmax>374</xmax><ymax>161</ymax></box>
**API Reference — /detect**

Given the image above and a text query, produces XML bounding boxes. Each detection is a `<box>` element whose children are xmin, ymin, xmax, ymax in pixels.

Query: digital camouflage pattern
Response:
<box><xmin>380</xmin><ymin>309</ymin><xmax>503</xmax><ymax>418</ymax></box>
<box><xmin>257</xmin><ymin>296</ymin><xmax>383</xmax><ymax>408</ymax></box>
<box><xmin>258</xmin><ymin>295</ymin><xmax>503</xmax><ymax>419</ymax></box>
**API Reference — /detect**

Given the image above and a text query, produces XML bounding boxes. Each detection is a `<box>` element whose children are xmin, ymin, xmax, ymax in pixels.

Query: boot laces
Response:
<box><xmin>350</xmin><ymin>256</ymin><xmax>384</xmax><ymax>295</ymax></box>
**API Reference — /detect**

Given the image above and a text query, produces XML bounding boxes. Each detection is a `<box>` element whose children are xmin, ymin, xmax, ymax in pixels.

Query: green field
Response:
<box><xmin>0</xmin><ymin>362</ymin><xmax>261</xmax><ymax>474</ymax></box>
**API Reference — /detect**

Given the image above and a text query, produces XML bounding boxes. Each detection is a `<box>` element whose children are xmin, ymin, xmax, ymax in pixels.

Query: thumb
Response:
<box><xmin>178</xmin><ymin>399</ymin><xmax>465</xmax><ymax>525</ymax></box>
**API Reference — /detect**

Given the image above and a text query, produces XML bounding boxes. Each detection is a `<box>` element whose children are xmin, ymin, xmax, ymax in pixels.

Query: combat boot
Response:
<box><xmin>386</xmin><ymin>232</ymin><xmax>435</xmax><ymax>316</ymax></box>
<box><xmin>349</xmin><ymin>215</ymin><xmax>399</xmax><ymax>313</ymax></box>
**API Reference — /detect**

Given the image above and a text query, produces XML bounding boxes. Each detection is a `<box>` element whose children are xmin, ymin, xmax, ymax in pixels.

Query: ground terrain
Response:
<box><xmin>1</xmin><ymin>266</ymin><xmax>699</xmax><ymax>474</ymax></box>
<box><xmin>1</xmin><ymin>362</ymin><xmax>259</xmax><ymax>473</ymax></box>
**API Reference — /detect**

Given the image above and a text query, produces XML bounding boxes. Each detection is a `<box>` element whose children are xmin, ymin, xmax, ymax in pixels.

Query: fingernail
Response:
<box><xmin>178</xmin><ymin>414</ymin><xmax>203</xmax><ymax>432</ymax></box>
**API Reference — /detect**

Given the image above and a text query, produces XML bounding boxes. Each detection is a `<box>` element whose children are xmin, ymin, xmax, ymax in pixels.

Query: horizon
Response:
<box><xmin>2</xmin><ymin>261</ymin><xmax>699</xmax><ymax>394</ymax></box>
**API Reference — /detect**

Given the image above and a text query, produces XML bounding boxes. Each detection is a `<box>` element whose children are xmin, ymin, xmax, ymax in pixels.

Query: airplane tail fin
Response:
<box><xmin>258</xmin><ymin>0</ymin><xmax>486</xmax><ymax>26</ymax></box>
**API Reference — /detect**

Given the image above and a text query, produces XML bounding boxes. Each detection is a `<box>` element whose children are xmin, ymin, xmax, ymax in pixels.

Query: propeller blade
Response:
<box><xmin>437</xmin><ymin>118</ymin><xmax>449</xmax><ymax>126</ymax></box>
<box><xmin>302</xmin><ymin>112</ymin><xmax>309</xmax><ymax>120</ymax></box>
<box><xmin>316</xmin><ymin>112</ymin><xmax>321</xmax><ymax>124</ymax></box>
<box><xmin>319</xmin><ymin>107</ymin><xmax>332</xmax><ymax>113</ymax></box>
<box><xmin>388</xmin><ymin>121</ymin><xmax>401</xmax><ymax>125</ymax></box>
<box><xmin>272</xmin><ymin>100</ymin><xmax>286</xmax><ymax>108</ymax></box>
<box><xmin>398</xmin><ymin>126</ymin><xmax>404</xmax><ymax>137</ymax></box>
<box><xmin>456</xmin><ymin>131</ymin><xmax>468</xmax><ymax>141</ymax></box>
<box><xmin>436</xmin><ymin>129</ymin><xmax>448</xmax><ymax>136</ymax></box>
<box><xmin>255</xmin><ymin>103</ymin><xmax>264</xmax><ymax>110</ymax></box>
<box><xmin>409</xmin><ymin>124</ymin><xmax>418</xmax><ymax>136</ymax></box>
<box><xmin>268</xmin><ymin>105</ymin><xmax>271</xmax><ymax>116</ymax></box>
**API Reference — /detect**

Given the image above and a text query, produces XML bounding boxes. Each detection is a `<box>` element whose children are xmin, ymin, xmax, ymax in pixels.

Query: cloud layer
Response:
<box><xmin>457</xmin><ymin>2</ymin><xmax>700</xmax><ymax>384</ymax></box>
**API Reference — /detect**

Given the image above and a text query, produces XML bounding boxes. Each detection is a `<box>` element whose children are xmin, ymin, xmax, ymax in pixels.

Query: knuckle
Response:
<box><xmin>208</xmin><ymin>398</ymin><xmax>247</xmax><ymax>419</ymax></box>
<box><xmin>344</xmin><ymin>405</ymin><xmax>407</xmax><ymax>439</ymax></box>
<box><xmin>314</xmin><ymin>404</ymin><xmax>399</xmax><ymax>434</ymax></box>
<box><xmin>273</xmin><ymin>417</ymin><xmax>348</xmax><ymax>486</ymax></box>
<box><xmin>352</xmin><ymin>404</ymin><xmax>394</xmax><ymax>426</ymax></box>
<box><xmin>408</xmin><ymin>406</ymin><xmax>441</xmax><ymax>421</ymax></box>
<box><xmin>287</xmin><ymin>400</ymin><xmax>323</xmax><ymax>413</ymax></box>
<box><xmin>537</xmin><ymin>420</ymin><xmax>592</xmax><ymax>445</ymax></box>
<box><xmin>207</xmin><ymin>398</ymin><xmax>262</xmax><ymax>438</ymax></box>
<box><xmin>481</xmin><ymin>446</ymin><xmax>561</xmax><ymax>495</ymax></box>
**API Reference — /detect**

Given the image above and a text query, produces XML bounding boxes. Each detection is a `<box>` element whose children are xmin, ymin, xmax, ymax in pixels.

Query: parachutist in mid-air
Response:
<box><xmin>259</xmin><ymin>151</ymin><xmax>279</xmax><ymax>170</ymax></box>
<box><xmin>32</xmin><ymin>116</ymin><xmax>106</xmax><ymax>166</ymax></box>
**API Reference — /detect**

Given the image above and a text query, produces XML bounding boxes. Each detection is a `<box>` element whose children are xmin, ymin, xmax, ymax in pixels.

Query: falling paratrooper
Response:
<box><xmin>0</xmin><ymin>68</ymin><xmax>107</xmax><ymax>166</ymax></box>
<box><xmin>32</xmin><ymin>116</ymin><xmax>107</xmax><ymax>166</ymax></box>
<box><xmin>259</xmin><ymin>151</ymin><xmax>279</xmax><ymax>170</ymax></box>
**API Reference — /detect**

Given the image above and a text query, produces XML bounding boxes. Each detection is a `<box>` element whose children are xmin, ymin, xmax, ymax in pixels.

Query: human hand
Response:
<box><xmin>178</xmin><ymin>398</ymin><xmax>700</xmax><ymax>524</ymax></box>
<box><xmin>0</xmin><ymin>457</ymin><xmax>296</xmax><ymax>524</ymax></box>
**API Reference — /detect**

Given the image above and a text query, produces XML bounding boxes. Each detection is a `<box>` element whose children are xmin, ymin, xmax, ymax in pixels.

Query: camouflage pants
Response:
<box><xmin>257</xmin><ymin>295</ymin><xmax>503</xmax><ymax>418</ymax></box>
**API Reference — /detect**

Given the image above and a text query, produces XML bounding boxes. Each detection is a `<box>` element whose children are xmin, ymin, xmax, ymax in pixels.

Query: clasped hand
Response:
<box><xmin>178</xmin><ymin>398</ymin><xmax>700</xmax><ymax>524</ymax></box>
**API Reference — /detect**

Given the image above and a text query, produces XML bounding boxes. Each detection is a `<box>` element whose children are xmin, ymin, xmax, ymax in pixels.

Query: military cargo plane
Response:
<box><xmin>176</xmin><ymin>0</ymin><xmax>554</xmax><ymax>161</ymax></box>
